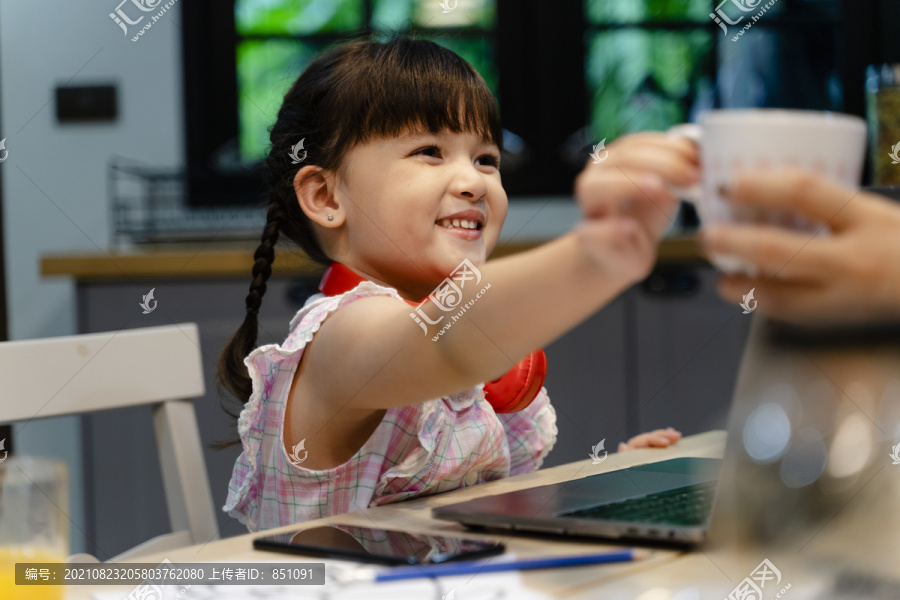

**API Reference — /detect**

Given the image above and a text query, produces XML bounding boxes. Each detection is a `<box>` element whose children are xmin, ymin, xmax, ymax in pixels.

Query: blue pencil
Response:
<box><xmin>373</xmin><ymin>548</ymin><xmax>648</xmax><ymax>583</ymax></box>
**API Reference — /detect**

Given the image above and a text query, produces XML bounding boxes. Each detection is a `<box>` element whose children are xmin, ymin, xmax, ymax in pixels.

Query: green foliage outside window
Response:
<box><xmin>586</xmin><ymin>29</ymin><xmax>712</xmax><ymax>139</ymax></box>
<box><xmin>585</xmin><ymin>0</ymin><xmax>714</xmax><ymax>140</ymax></box>
<box><xmin>235</xmin><ymin>0</ymin><xmax>497</xmax><ymax>162</ymax></box>
<box><xmin>585</xmin><ymin>0</ymin><xmax>712</xmax><ymax>24</ymax></box>
<box><xmin>236</xmin><ymin>0</ymin><xmax>364</xmax><ymax>35</ymax></box>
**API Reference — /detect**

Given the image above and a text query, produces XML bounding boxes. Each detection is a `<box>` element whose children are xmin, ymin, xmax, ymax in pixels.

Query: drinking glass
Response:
<box><xmin>0</xmin><ymin>456</ymin><xmax>68</xmax><ymax>600</ymax></box>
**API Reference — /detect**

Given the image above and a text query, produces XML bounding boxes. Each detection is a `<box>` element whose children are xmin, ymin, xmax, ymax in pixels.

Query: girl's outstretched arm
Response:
<box><xmin>302</xmin><ymin>177</ymin><xmax>682</xmax><ymax>413</ymax></box>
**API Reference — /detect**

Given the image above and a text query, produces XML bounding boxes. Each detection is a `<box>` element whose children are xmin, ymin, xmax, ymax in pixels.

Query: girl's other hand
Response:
<box><xmin>617</xmin><ymin>427</ymin><xmax>682</xmax><ymax>452</ymax></box>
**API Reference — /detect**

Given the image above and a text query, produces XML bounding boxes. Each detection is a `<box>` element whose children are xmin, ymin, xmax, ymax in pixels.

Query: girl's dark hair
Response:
<box><xmin>216</xmin><ymin>33</ymin><xmax>503</xmax><ymax>444</ymax></box>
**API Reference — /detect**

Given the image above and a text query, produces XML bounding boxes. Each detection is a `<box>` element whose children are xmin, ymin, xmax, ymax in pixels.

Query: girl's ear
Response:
<box><xmin>294</xmin><ymin>165</ymin><xmax>343</xmax><ymax>227</ymax></box>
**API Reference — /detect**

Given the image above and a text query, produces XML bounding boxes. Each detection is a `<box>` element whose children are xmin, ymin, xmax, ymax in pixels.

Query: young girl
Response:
<box><xmin>220</xmin><ymin>35</ymin><xmax>698</xmax><ymax>532</ymax></box>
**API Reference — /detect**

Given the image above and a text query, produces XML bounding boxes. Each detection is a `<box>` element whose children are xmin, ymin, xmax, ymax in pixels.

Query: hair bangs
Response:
<box><xmin>335</xmin><ymin>37</ymin><xmax>503</xmax><ymax>153</ymax></box>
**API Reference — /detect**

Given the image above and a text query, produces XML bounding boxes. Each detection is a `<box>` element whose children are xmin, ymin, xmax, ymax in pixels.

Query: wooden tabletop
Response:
<box><xmin>41</xmin><ymin>237</ymin><xmax>707</xmax><ymax>281</ymax></box>
<box><xmin>63</xmin><ymin>431</ymin><xmax>726</xmax><ymax>599</ymax></box>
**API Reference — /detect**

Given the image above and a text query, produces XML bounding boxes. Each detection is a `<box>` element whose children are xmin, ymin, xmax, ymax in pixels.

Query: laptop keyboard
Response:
<box><xmin>562</xmin><ymin>482</ymin><xmax>716</xmax><ymax>527</ymax></box>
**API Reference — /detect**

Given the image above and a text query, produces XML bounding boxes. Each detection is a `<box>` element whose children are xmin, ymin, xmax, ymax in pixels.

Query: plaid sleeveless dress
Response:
<box><xmin>224</xmin><ymin>280</ymin><xmax>558</xmax><ymax>532</ymax></box>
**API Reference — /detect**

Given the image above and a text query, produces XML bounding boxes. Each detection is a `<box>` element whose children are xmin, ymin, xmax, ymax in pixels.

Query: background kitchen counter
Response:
<box><xmin>40</xmin><ymin>237</ymin><xmax>706</xmax><ymax>280</ymax></box>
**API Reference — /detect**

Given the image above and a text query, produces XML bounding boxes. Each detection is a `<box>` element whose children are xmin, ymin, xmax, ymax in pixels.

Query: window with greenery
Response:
<box><xmin>584</xmin><ymin>0</ymin><xmax>715</xmax><ymax>141</ymax></box>
<box><xmin>184</xmin><ymin>0</ymin><xmax>887</xmax><ymax>206</ymax></box>
<box><xmin>233</xmin><ymin>0</ymin><xmax>498</xmax><ymax>162</ymax></box>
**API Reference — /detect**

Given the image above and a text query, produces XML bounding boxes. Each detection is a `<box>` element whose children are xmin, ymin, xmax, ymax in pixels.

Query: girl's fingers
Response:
<box><xmin>577</xmin><ymin>170</ymin><xmax>679</xmax><ymax>234</ymax></box>
<box><xmin>660</xmin><ymin>427</ymin><xmax>682</xmax><ymax>440</ymax></box>
<box><xmin>609</xmin><ymin>132</ymin><xmax>700</xmax><ymax>165</ymax></box>
<box><xmin>643</xmin><ymin>428</ymin><xmax>680</xmax><ymax>439</ymax></box>
<box><xmin>576</xmin><ymin>170</ymin><xmax>648</xmax><ymax>219</ymax></box>
<box><xmin>647</xmin><ymin>428</ymin><xmax>681</xmax><ymax>446</ymax></box>
<box><xmin>627</xmin><ymin>175</ymin><xmax>680</xmax><ymax>238</ymax></box>
<box><xmin>620</xmin><ymin>428</ymin><xmax>682</xmax><ymax>450</ymax></box>
<box><xmin>611</xmin><ymin>146</ymin><xmax>701</xmax><ymax>188</ymax></box>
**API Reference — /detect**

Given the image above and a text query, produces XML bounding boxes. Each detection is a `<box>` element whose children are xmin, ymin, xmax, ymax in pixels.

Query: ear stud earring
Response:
<box><xmin>327</xmin><ymin>214</ymin><xmax>334</xmax><ymax>221</ymax></box>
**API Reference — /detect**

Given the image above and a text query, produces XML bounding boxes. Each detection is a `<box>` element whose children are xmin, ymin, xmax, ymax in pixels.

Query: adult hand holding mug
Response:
<box><xmin>700</xmin><ymin>170</ymin><xmax>900</xmax><ymax>325</ymax></box>
<box><xmin>665</xmin><ymin>108</ymin><xmax>900</xmax><ymax>325</ymax></box>
<box><xmin>668</xmin><ymin>109</ymin><xmax>868</xmax><ymax>274</ymax></box>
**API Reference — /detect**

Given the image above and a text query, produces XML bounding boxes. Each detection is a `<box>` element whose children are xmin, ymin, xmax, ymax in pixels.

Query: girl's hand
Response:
<box><xmin>582</xmin><ymin>131</ymin><xmax>700</xmax><ymax>190</ymax></box>
<box><xmin>700</xmin><ymin>168</ymin><xmax>900</xmax><ymax>325</ymax></box>
<box><xmin>573</xmin><ymin>133</ymin><xmax>699</xmax><ymax>280</ymax></box>
<box><xmin>617</xmin><ymin>427</ymin><xmax>682</xmax><ymax>452</ymax></box>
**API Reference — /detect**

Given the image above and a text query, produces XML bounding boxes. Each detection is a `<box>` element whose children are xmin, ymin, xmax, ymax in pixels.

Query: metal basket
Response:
<box><xmin>109</xmin><ymin>157</ymin><xmax>265</xmax><ymax>244</ymax></box>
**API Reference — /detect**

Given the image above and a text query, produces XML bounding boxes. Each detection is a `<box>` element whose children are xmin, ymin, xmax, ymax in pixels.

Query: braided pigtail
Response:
<box><xmin>216</xmin><ymin>201</ymin><xmax>284</xmax><ymax>422</ymax></box>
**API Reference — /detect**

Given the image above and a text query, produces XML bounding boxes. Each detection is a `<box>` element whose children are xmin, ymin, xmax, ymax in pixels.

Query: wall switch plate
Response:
<box><xmin>55</xmin><ymin>84</ymin><xmax>118</xmax><ymax>123</ymax></box>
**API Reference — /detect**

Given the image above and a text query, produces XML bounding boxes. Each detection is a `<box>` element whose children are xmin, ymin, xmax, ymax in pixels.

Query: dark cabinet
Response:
<box><xmin>632</xmin><ymin>265</ymin><xmax>752</xmax><ymax>438</ymax></box>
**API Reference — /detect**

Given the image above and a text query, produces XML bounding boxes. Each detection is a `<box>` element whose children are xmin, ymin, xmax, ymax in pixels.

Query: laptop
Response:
<box><xmin>433</xmin><ymin>314</ymin><xmax>900</xmax><ymax>548</ymax></box>
<box><xmin>433</xmin><ymin>455</ymin><xmax>720</xmax><ymax>545</ymax></box>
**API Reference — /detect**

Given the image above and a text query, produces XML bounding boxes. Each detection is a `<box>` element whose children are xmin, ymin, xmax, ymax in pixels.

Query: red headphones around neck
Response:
<box><xmin>318</xmin><ymin>262</ymin><xmax>547</xmax><ymax>413</ymax></box>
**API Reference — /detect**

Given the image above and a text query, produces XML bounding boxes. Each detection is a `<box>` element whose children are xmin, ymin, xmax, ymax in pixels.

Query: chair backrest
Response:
<box><xmin>0</xmin><ymin>323</ymin><xmax>218</xmax><ymax>559</ymax></box>
<box><xmin>0</xmin><ymin>323</ymin><xmax>205</xmax><ymax>420</ymax></box>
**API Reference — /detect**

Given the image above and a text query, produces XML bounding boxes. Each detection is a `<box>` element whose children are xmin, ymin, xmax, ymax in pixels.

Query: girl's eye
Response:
<box><xmin>414</xmin><ymin>146</ymin><xmax>500</xmax><ymax>168</ymax></box>
<box><xmin>478</xmin><ymin>154</ymin><xmax>500</xmax><ymax>168</ymax></box>
<box><xmin>414</xmin><ymin>146</ymin><xmax>441</xmax><ymax>158</ymax></box>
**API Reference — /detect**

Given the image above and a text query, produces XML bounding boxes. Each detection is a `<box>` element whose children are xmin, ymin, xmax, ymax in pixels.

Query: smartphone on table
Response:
<box><xmin>253</xmin><ymin>524</ymin><xmax>505</xmax><ymax>566</ymax></box>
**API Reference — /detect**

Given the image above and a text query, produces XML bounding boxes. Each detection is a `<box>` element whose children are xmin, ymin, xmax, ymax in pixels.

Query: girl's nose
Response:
<box><xmin>448</xmin><ymin>162</ymin><xmax>489</xmax><ymax>201</ymax></box>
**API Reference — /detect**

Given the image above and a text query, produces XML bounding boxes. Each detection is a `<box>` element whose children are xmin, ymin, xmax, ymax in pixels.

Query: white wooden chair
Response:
<box><xmin>0</xmin><ymin>323</ymin><xmax>219</xmax><ymax>561</ymax></box>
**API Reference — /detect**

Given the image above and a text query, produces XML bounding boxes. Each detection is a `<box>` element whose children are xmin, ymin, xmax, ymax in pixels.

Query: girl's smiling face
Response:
<box><xmin>318</xmin><ymin>127</ymin><xmax>508</xmax><ymax>301</ymax></box>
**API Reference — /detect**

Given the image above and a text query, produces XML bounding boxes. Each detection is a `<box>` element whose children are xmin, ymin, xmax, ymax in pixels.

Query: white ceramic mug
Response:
<box><xmin>669</xmin><ymin>109</ymin><xmax>868</xmax><ymax>274</ymax></box>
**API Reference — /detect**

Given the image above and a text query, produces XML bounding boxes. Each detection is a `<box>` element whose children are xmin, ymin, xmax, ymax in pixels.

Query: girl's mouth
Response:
<box><xmin>437</xmin><ymin>218</ymin><xmax>482</xmax><ymax>231</ymax></box>
<box><xmin>436</xmin><ymin>218</ymin><xmax>483</xmax><ymax>240</ymax></box>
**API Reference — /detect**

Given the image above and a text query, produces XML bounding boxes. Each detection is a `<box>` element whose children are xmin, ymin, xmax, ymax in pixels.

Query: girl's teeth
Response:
<box><xmin>438</xmin><ymin>219</ymin><xmax>480</xmax><ymax>230</ymax></box>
